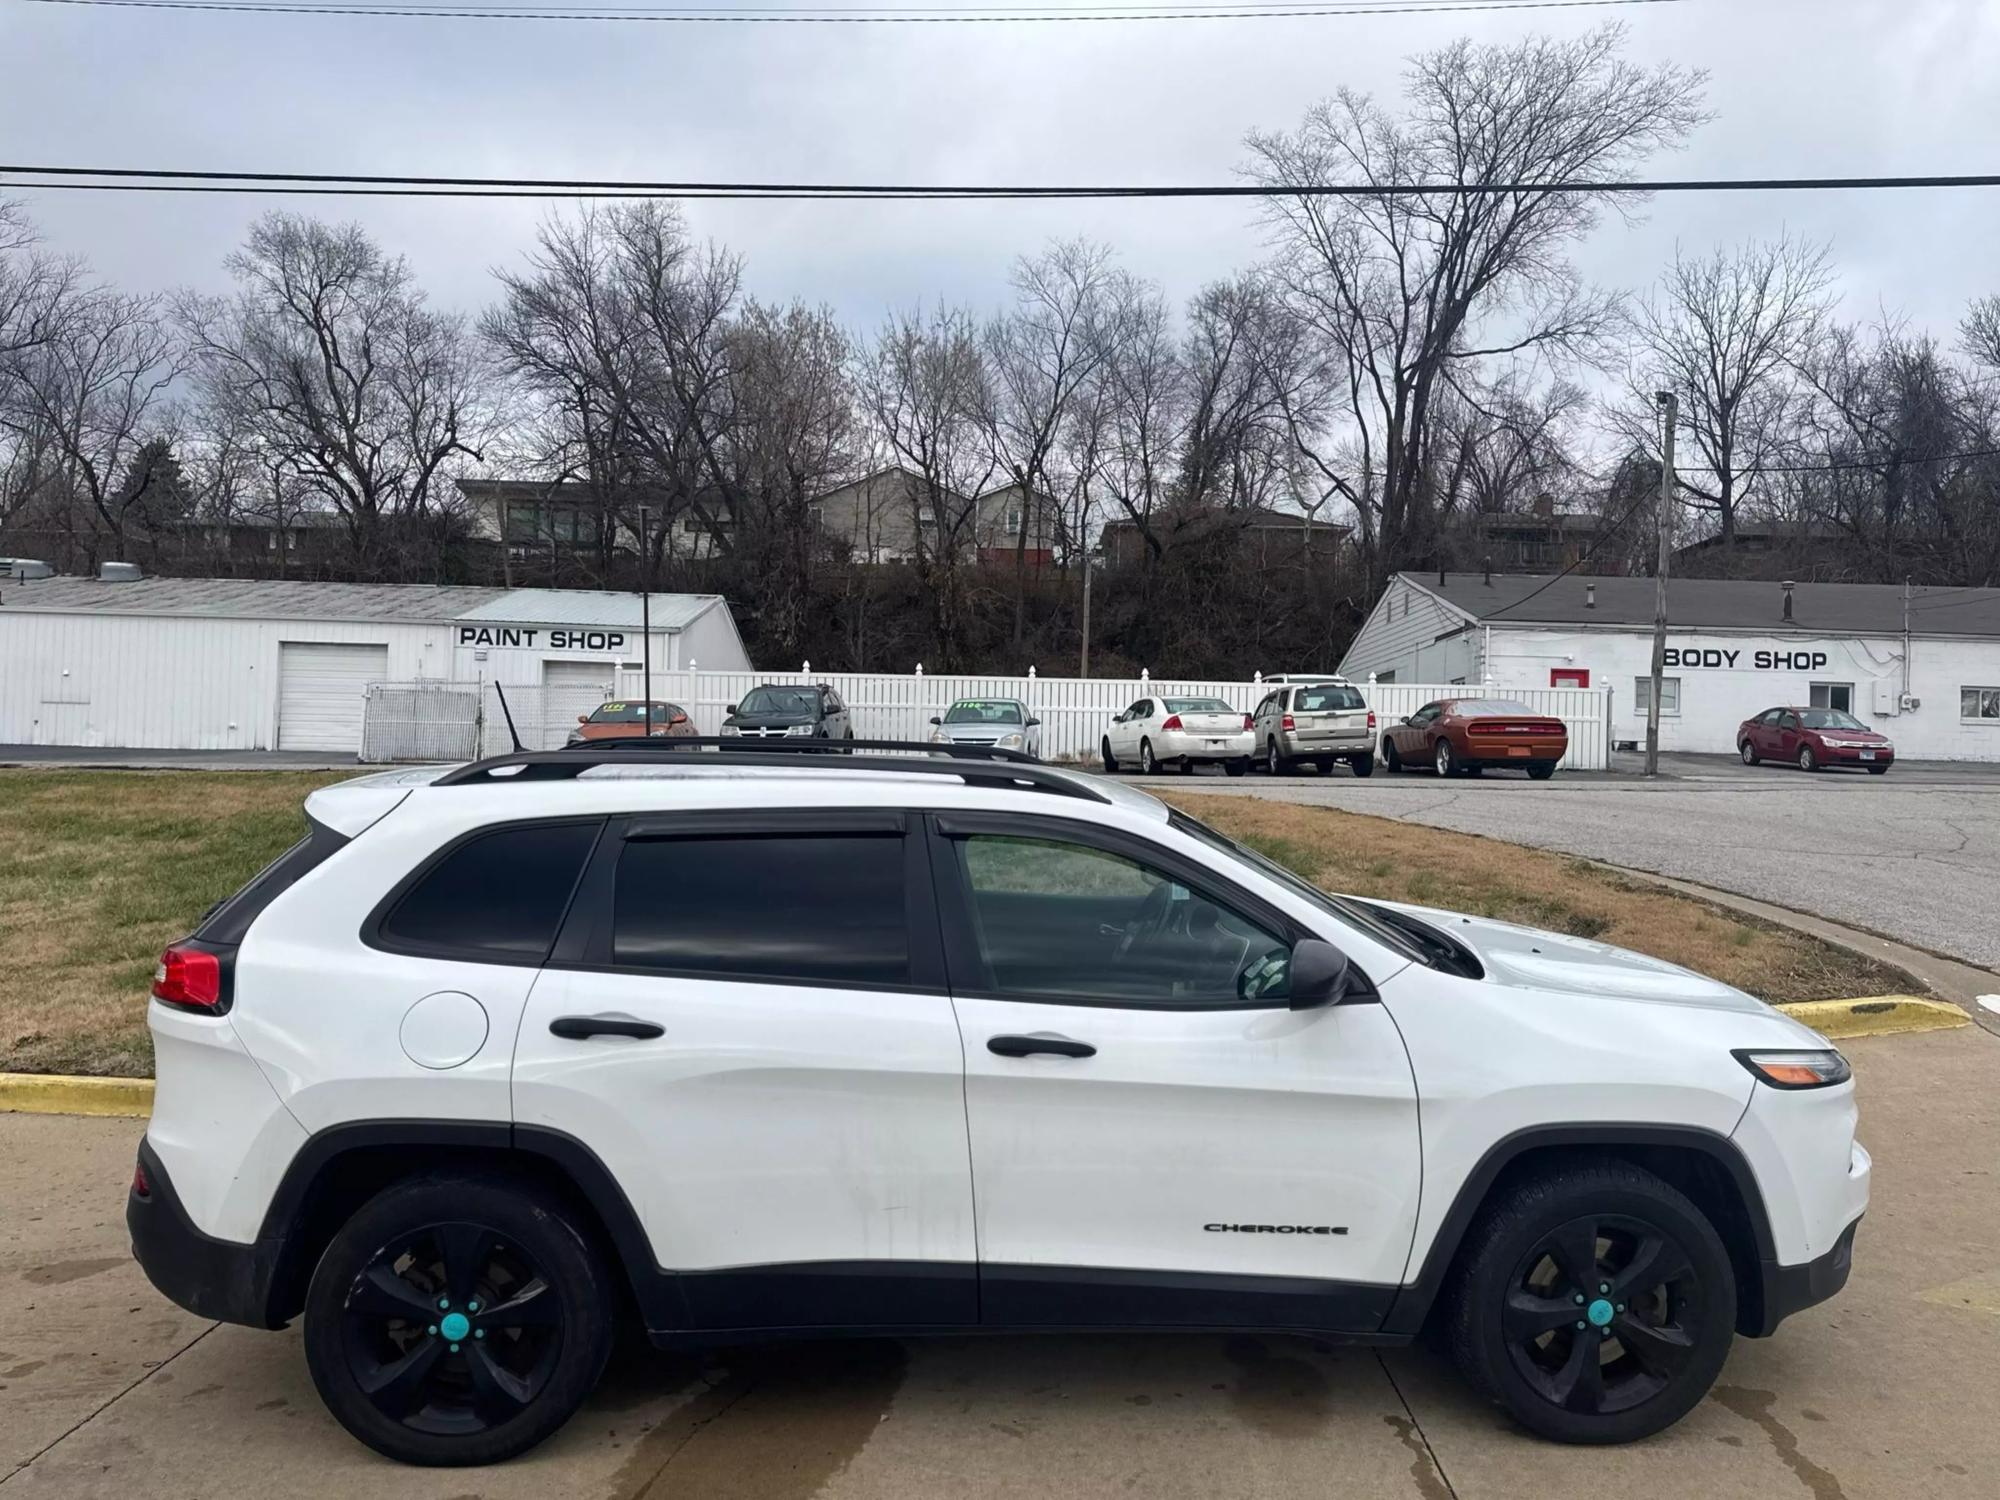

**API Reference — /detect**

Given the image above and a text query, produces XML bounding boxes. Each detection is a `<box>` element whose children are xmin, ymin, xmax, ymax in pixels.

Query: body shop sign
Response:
<box><xmin>1662</xmin><ymin>644</ymin><xmax>1829</xmax><ymax>671</ymax></box>
<box><xmin>458</xmin><ymin>625</ymin><xmax>627</xmax><ymax>651</ymax></box>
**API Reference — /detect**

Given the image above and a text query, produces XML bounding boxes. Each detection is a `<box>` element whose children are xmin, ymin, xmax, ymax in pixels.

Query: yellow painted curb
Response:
<box><xmin>1776</xmin><ymin>994</ymin><xmax>1971</xmax><ymax>1041</ymax></box>
<box><xmin>0</xmin><ymin>1072</ymin><xmax>153</xmax><ymax>1118</ymax></box>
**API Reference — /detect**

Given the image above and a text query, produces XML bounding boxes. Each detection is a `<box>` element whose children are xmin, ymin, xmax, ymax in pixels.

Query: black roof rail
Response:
<box><xmin>431</xmin><ymin>737</ymin><xmax>1111</xmax><ymax>803</ymax></box>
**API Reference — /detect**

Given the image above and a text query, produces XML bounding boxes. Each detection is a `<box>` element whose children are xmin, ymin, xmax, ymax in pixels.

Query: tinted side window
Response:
<box><xmin>952</xmin><ymin>834</ymin><xmax>1289</xmax><ymax>1007</ymax></box>
<box><xmin>613</xmin><ymin>833</ymin><xmax>908</xmax><ymax>986</ymax></box>
<box><xmin>379</xmin><ymin>821</ymin><xmax>600</xmax><ymax>959</ymax></box>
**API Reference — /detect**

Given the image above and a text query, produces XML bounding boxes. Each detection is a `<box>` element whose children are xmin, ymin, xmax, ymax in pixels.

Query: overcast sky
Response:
<box><xmin>3</xmin><ymin>0</ymin><xmax>1998</xmax><ymax>342</ymax></box>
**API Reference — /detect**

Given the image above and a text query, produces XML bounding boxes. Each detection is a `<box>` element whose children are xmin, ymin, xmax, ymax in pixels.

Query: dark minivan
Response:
<box><xmin>720</xmin><ymin>683</ymin><xmax>854</xmax><ymax>742</ymax></box>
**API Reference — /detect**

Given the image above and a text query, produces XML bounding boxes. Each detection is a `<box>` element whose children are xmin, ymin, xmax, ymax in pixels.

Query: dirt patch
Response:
<box><xmin>1163</xmin><ymin>792</ymin><xmax>1908</xmax><ymax>1005</ymax></box>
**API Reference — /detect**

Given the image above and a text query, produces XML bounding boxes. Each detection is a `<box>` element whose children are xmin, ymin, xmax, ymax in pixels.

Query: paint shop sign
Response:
<box><xmin>458</xmin><ymin>625</ymin><xmax>628</xmax><ymax>652</ymax></box>
<box><xmin>1662</xmin><ymin>642</ymin><xmax>1830</xmax><ymax>672</ymax></box>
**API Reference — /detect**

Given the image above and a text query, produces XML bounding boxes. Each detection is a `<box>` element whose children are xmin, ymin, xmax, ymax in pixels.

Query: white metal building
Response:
<box><xmin>0</xmin><ymin>575</ymin><xmax>750</xmax><ymax>753</ymax></box>
<box><xmin>1340</xmin><ymin>572</ymin><xmax>2000</xmax><ymax>761</ymax></box>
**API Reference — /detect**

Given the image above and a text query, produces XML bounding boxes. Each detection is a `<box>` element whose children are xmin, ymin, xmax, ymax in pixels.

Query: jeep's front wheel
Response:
<box><xmin>1447</xmin><ymin>1162</ymin><xmax>1735</xmax><ymax>1445</ymax></box>
<box><xmin>304</xmin><ymin>1174</ymin><xmax>614</xmax><ymax>1466</ymax></box>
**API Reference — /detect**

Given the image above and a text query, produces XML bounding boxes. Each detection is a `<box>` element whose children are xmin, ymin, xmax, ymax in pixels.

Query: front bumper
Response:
<box><xmin>128</xmin><ymin>1137</ymin><xmax>289</xmax><ymax>1329</ymax></box>
<box><xmin>1156</xmin><ymin>731</ymin><xmax>1254</xmax><ymax>761</ymax></box>
<box><xmin>1821</xmin><ymin>744</ymin><xmax>1894</xmax><ymax>766</ymax></box>
<box><xmin>1753</xmin><ymin>1213</ymin><xmax>1861</xmax><ymax>1336</ymax></box>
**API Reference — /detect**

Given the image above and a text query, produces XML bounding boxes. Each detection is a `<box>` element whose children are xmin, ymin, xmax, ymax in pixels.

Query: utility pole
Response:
<box><xmin>638</xmin><ymin>507</ymin><xmax>654</xmax><ymax>733</ymax></box>
<box><xmin>1645</xmin><ymin>392</ymin><xmax>1677</xmax><ymax>777</ymax></box>
<box><xmin>1079</xmin><ymin>526</ymin><xmax>1094</xmax><ymax>678</ymax></box>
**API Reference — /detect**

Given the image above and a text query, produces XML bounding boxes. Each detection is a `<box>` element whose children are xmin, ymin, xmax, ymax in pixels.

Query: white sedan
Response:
<box><xmin>1101</xmin><ymin>694</ymin><xmax>1253</xmax><ymax>776</ymax></box>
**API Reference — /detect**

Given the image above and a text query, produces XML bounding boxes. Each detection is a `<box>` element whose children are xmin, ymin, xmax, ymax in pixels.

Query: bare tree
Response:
<box><xmin>1247</xmin><ymin>24</ymin><xmax>1707</xmax><ymax>593</ymax></box>
<box><xmin>1614</xmin><ymin>235</ymin><xmax>1833</xmax><ymax>548</ymax></box>
<box><xmin>984</xmin><ymin>239</ymin><xmax>1121</xmax><ymax>647</ymax></box>
<box><xmin>180</xmin><ymin>214</ymin><xmax>487</xmax><ymax>579</ymax></box>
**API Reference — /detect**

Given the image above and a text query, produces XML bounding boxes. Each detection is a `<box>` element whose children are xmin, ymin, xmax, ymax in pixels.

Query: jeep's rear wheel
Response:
<box><xmin>1447</xmin><ymin>1162</ymin><xmax>1735</xmax><ymax>1445</ymax></box>
<box><xmin>304</xmin><ymin>1175</ymin><xmax>613</xmax><ymax>1466</ymax></box>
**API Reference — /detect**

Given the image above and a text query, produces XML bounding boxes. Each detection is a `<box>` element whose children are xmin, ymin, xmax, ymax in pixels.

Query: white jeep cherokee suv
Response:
<box><xmin>129</xmin><ymin>741</ymin><xmax>1866</xmax><ymax>1466</ymax></box>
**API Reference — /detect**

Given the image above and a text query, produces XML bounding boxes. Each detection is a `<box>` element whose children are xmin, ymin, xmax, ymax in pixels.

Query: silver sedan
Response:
<box><xmin>927</xmin><ymin>698</ymin><xmax>1043</xmax><ymax>759</ymax></box>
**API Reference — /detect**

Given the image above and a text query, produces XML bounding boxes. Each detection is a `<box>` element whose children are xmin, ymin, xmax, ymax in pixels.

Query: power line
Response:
<box><xmin>8</xmin><ymin>165</ymin><xmax>2000</xmax><ymax>201</ymax></box>
<box><xmin>9</xmin><ymin>0</ymin><xmax>1685</xmax><ymax>23</ymax></box>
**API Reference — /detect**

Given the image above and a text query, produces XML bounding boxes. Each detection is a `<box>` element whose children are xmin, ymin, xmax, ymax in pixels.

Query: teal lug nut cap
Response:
<box><xmin>439</xmin><ymin>1311</ymin><xmax>471</xmax><ymax>1342</ymax></box>
<box><xmin>1586</xmin><ymin>1298</ymin><xmax>1615</xmax><ymax>1328</ymax></box>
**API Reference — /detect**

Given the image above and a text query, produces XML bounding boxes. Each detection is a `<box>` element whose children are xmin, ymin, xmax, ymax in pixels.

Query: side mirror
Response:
<box><xmin>1287</xmin><ymin>938</ymin><xmax>1354</xmax><ymax>1012</ymax></box>
<box><xmin>1026</xmin><ymin>716</ymin><xmax>1041</xmax><ymax>727</ymax></box>
<box><xmin>725</xmin><ymin>703</ymin><xmax>737</xmax><ymax>715</ymax></box>
<box><xmin>929</xmin><ymin>716</ymin><xmax>942</xmax><ymax>725</ymax></box>
<box><xmin>577</xmin><ymin>715</ymin><xmax>590</xmax><ymax>725</ymax></box>
<box><xmin>1402</xmin><ymin>715</ymin><xmax>1416</xmax><ymax>726</ymax></box>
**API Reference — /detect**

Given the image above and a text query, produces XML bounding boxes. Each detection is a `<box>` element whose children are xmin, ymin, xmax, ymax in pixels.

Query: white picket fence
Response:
<box><xmin>360</xmin><ymin>668</ymin><xmax>1613</xmax><ymax>770</ymax></box>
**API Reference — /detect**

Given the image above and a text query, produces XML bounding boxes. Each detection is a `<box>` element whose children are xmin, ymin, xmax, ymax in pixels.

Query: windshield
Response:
<box><xmin>1163</xmin><ymin>697</ymin><xmax>1236</xmax><ymax>714</ymax></box>
<box><xmin>1167</xmin><ymin>809</ymin><xmax>1431</xmax><ymax>967</ymax></box>
<box><xmin>589</xmin><ymin>701</ymin><xmax>674</xmax><ymax>724</ymax></box>
<box><xmin>738</xmin><ymin>686</ymin><xmax>818</xmax><ymax>717</ymax></box>
<box><xmin>944</xmin><ymin>700</ymin><xmax>1024</xmax><ymax>725</ymax></box>
<box><xmin>1801</xmin><ymin>709</ymin><xmax>1866</xmax><ymax>731</ymax></box>
<box><xmin>1295</xmin><ymin>685</ymin><xmax>1365</xmax><ymax>712</ymax></box>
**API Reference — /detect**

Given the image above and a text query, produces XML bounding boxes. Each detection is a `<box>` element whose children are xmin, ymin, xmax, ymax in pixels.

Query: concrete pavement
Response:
<box><xmin>1143</xmin><ymin>758</ymin><xmax>2000</xmax><ymax>971</ymax></box>
<box><xmin>4</xmin><ymin>1026</ymin><xmax>1996</xmax><ymax>1499</ymax></box>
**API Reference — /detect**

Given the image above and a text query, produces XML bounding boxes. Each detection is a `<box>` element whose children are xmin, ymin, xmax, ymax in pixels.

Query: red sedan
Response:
<box><xmin>1737</xmin><ymin>706</ymin><xmax>1895</xmax><ymax>774</ymax></box>
<box><xmin>1381</xmin><ymin>698</ymin><xmax>1569</xmax><ymax>780</ymax></box>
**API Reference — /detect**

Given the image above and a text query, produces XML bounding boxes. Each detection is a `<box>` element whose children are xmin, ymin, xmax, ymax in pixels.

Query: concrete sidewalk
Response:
<box><xmin>4</xmin><ymin>1025</ymin><xmax>1996</xmax><ymax>1499</ymax></box>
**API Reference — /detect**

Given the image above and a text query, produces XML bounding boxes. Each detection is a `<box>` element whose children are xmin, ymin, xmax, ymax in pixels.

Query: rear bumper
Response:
<box><xmin>1463</xmin><ymin>737</ymin><xmax>1567</xmax><ymax>764</ymax></box>
<box><xmin>1279</xmin><ymin>733</ymin><xmax>1371</xmax><ymax>757</ymax></box>
<box><xmin>1156</xmin><ymin>731</ymin><xmax>1254</xmax><ymax>761</ymax></box>
<box><xmin>128</xmin><ymin>1137</ymin><xmax>289</xmax><ymax>1329</ymax></box>
<box><xmin>1752</xmin><ymin>1213</ymin><xmax>1861</xmax><ymax>1336</ymax></box>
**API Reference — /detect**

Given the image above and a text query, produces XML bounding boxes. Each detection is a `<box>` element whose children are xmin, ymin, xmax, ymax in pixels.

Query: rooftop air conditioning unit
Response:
<box><xmin>99</xmin><ymin>560</ymin><xmax>143</xmax><ymax>582</ymax></box>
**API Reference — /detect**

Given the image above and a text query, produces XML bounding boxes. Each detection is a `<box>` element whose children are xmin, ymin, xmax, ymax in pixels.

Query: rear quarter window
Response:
<box><xmin>372</xmin><ymin>820</ymin><xmax>602</xmax><ymax>961</ymax></box>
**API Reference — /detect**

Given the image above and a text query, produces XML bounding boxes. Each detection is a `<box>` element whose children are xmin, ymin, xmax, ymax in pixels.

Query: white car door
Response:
<box><xmin>933</xmin><ymin>812</ymin><xmax>1422</xmax><ymax>1332</ymax></box>
<box><xmin>512</xmin><ymin>808</ymin><xmax>976</xmax><ymax>1332</ymax></box>
<box><xmin>1110</xmin><ymin>699</ymin><xmax>1146</xmax><ymax>759</ymax></box>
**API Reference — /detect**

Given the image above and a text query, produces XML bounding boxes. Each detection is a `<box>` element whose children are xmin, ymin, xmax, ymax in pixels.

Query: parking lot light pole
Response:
<box><xmin>1646</xmin><ymin>392</ymin><xmax>1677</xmax><ymax>778</ymax></box>
<box><xmin>639</xmin><ymin>507</ymin><xmax>653</xmax><ymax>731</ymax></box>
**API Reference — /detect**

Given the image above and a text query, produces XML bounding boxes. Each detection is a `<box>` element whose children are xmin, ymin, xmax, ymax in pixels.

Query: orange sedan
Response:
<box><xmin>1380</xmin><ymin>697</ymin><xmax>1568</xmax><ymax>780</ymax></box>
<box><xmin>565</xmin><ymin>699</ymin><xmax>696</xmax><ymax>746</ymax></box>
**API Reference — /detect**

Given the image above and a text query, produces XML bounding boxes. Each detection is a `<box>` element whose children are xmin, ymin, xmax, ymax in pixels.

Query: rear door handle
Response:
<box><xmin>987</xmin><ymin>1033</ymin><xmax>1096</xmax><ymax>1060</ymax></box>
<box><xmin>549</xmin><ymin>1015</ymin><xmax>664</xmax><ymax>1041</ymax></box>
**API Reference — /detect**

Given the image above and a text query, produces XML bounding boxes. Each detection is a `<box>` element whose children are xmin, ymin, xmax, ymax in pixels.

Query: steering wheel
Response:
<box><xmin>1115</xmin><ymin>882</ymin><xmax>1177</xmax><ymax>962</ymax></box>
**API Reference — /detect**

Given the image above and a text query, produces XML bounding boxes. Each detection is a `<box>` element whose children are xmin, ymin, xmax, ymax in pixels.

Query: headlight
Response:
<box><xmin>929</xmin><ymin>729</ymin><xmax>950</xmax><ymax>744</ymax></box>
<box><xmin>719</xmin><ymin>724</ymin><xmax>740</xmax><ymax>737</ymax></box>
<box><xmin>997</xmin><ymin>732</ymin><xmax>1024</xmax><ymax>749</ymax></box>
<box><xmin>1734</xmin><ymin>1049</ymin><xmax>1852</xmax><ymax>1089</ymax></box>
<box><xmin>784</xmin><ymin>723</ymin><xmax>815</xmax><ymax>737</ymax></box>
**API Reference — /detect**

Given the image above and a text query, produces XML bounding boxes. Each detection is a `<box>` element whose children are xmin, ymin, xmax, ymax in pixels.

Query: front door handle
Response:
<box><xmin>987</xmin><ymin>1032</ymin><xmax>1096</xmax><ymax>1060</ymax></box>
<box><xmin>549</xmin><ymin>1015</ymin><xmax>664</xmax><ymax>1041</ymax></box>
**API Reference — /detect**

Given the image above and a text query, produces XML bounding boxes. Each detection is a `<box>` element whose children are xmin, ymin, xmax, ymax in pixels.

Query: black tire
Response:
<box><xmin>1177</xmin><ymin>756</ymin><xmax>1195</xmax><ymax>775</ymax></box>
<box><xmin>1867</xmin><ymin>764</ymin><xmax>1889</xmax><ymax>775</ymax></box>
<box><xmin>1225</xmin><ymin>758</ymin><xmax>1249</xmax><ymax>777</ymax></box>
<box><xmin>1446</xmin><ymin>1161</ymin><xmax>1736</xmax><ymax>1446</ymax></box>
<box><xmin>1527</xmin><ymin>761</ymin><xmax>1557</xmax><ymax>781</ymax></box>
<box><xmin>1139</xmin><ymin>739</ymin><xmax>1159</xmax><ymax>776</ymax></box>
<box><xmin>1434</xmin><ymin>738</ymin><xmax>1459</xmax><ymax>777</ymax></box>
<box><xmin>1265</xmin><ymin>740</ymin><xmax>1292</xmax><ymax>777</ymax></box>
<box><xmin>1797</xmin><ymin>744</ymin><xmax>1818</xmax><ymax>773</ymax></box>
<box><xmin>1383</xmin><ymin>738</ymin><xmax>1404</xmax><ymax>773</ymax></box>
<box><xmin>303</xmin><ymin>1174</ymin><xmax>614</xmax><ymax>1467</ymax></box>
<box><xmin>1739</xmin><ymin>740</ymin><xmax>1759</xmax><ymax>766</ymax></box>
<box><xmin>1350</xmin><ymin>754</ymin><xmax>1375</xmax><ymax>779</ymax></box>
<box><xmin>1101</xmin><ymin>738</ymin><xmax>1119</xmax><ymax>773</ymax></box>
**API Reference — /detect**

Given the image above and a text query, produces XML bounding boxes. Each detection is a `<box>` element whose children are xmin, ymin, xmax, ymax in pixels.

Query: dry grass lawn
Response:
<box><xmin>0</xmin><ymin>769</ymin><xmax>357</xmax><ymax>1077</ymax></box>
<box><xmin>0</xmin><ymin>769</ymin><xmax>1908</xmax><ymax>1078</ymax></box>
<box><xmin>1162</xmin><ymin>791</ymin><xmax>1908</xmax><ymax>1005</ymax></box>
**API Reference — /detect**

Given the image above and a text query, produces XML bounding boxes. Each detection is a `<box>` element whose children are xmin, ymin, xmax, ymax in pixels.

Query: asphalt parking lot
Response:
<box><xmin>1140</xmin><ymin>753</ymin><xmax>2000</xmax><ymax>971</ymax></box>
<box><xmin>3</xmin><ymin>1025</ymin><xmax>1995</xmax><ymax>1500</ymax></box>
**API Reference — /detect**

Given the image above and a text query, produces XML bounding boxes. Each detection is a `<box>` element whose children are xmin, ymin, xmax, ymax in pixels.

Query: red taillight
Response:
<box><xmin>1366</xmin><ymin>711</ymin><xmax>1377</xmax><ymax>730</ymax></box>
<box><xmin>152</xmin><ymin>945</ymin><xmax>223</xmax><ymax>1011</ymax></box>
<box><xmin>1281</xmin><ymin>713</ymin><xmax>1296</xmax><ymax>732</ymax></box>
<box><xmin>1242</xmin><ymin>714</ymin><xmax>1255</xmax><ymax>731</ymax></box>
<box><xmin>132</xmin><ymin>1161</ymin><xmax>151</xmax><ymax>1199</ymax></box>
<box><xmin>1161</xmin><ymin>714</ymin><xmax>1184</xmax><ymax>731</ymax></box>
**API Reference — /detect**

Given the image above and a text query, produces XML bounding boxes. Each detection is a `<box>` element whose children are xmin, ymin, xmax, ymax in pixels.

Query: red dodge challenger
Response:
<box><xmin>1380</xmin><ymin>697</ymin><xmax>1569</xmax><ymax>780</ymax></box>
<box><xmin>1737</xmin><ymin>706</ymin><xmax>1895</xmax><ymax>774</ymax></box>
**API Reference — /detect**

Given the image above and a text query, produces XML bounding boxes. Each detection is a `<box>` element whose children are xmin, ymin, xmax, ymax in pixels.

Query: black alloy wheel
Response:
<box><xmin>1502</xmin><ymin>1214</ymin><xmax>1706</xmax><ymax>1420</ymax></box>
<box><xmin>305</xmin><ymin>1176</ymin><xmax>612</xmax><ymax>1465</ymax></box>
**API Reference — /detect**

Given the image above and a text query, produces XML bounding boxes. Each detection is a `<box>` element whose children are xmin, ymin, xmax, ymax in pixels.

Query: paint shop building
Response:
<box><xmin>0</xmin><ymin>573</ymin><xmax>750</xmax><ymax>753</ymax></box>
<box><xmin>1339</xmin><ymin>572</ymin><xmax>2000</xmax><ymax>761</ymax></box>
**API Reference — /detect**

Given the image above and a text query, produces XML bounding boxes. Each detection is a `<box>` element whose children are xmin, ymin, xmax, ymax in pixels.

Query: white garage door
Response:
<box><xmin>541</xmin><ymin>659</ymin><xmax>616</xmax><ymax>696</ymax></box>
<box><xmin>278</xmin><ymin>642</ymin><xmax>389</xmax><ymax>752</ymax></box>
